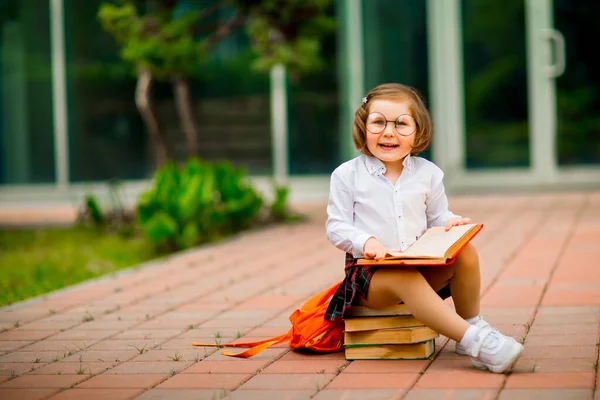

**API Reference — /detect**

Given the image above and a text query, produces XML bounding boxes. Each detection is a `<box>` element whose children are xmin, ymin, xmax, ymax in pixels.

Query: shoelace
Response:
<box><xmin>469</xmin><ymin>326</ymin><xmax>502</xmax><ymax>358</ymax></box>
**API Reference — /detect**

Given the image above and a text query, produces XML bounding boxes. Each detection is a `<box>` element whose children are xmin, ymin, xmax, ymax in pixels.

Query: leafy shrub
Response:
<box><xmin>78</xmin><ymin>181</ymin><xmax>136</xmax><ymax>237</ymax></box>
<box><xmin>136</xmin><ymin>158</ymin><xmax>264</xmax><ymax>251</ymax></box>
<box><xmin>270</xmin><ymin>183</ymin><xmax>301</xmax><ymax>222</ymax></box>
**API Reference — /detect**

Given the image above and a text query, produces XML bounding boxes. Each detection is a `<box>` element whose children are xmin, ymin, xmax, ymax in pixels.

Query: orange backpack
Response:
<box><xmin>192</xmin><ymin>281</ymin><xmax>344</xmax><ymax>357</ymax></box>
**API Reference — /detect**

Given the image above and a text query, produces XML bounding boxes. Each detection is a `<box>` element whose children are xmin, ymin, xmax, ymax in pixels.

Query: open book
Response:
<box><xmin>357</xmin><ymin>223</ymin><xmax>483</xmax><ymax>266</ymax></box>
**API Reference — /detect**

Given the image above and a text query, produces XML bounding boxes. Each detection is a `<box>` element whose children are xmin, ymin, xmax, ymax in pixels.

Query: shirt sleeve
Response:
<box><xmin>425</xmin><ymin>166</ymin><xmax>461</xmax><ymax>228</ymax></box>
<box><xmin>325</xmin><ymin>169</ymin><xmax>374</xmax><ymax>258</ymax></box>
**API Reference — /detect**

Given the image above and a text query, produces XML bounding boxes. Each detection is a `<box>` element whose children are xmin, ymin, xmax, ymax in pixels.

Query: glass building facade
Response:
<box><xmin>1</xmin><ymin>0</ymin><xmax>599</xmax><ymax>194</ymax></box>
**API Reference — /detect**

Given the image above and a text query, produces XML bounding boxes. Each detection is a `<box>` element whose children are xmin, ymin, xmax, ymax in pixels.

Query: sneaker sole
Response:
<box><xmin>471</xmin><ymin>342</ymin><xmax>524</xmax><ymax>373</ymax></box>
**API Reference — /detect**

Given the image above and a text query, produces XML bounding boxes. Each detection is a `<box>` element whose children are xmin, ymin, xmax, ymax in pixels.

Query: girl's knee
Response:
<box><xmin>457</xmin><ymin>243</ymin><xmax>479</xmax><ymax>267</ymax></box>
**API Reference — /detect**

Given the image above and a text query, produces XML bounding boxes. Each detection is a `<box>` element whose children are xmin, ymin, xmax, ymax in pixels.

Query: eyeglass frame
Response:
<box><xmin>365</xmin><ymin>112</ymin><xmax>417</xmax><ymax>137</ymax></box>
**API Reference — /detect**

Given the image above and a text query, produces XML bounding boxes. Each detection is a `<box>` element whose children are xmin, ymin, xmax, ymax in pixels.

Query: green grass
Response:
<box><xmin>0</xmin><ymin>226</ymin><xmax>158</xmax><ymax>307</ymax></box>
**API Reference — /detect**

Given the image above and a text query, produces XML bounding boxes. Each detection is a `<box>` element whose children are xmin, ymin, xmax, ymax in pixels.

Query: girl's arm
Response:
<box><xmin>326</xmin><ymin>170</ymin><xmax>374</xmax><ymax>258</ymax></box>
<box><xmin>425</xmin><ymin>167</ymin><xmax>462</xmax><ymax>228</ymax></box>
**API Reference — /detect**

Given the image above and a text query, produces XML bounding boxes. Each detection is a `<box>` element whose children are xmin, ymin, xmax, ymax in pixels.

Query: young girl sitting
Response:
<box><xmin>324</xmin><ymin>83</ymin><xmax>523</xmax><ymax>373</ymax></box>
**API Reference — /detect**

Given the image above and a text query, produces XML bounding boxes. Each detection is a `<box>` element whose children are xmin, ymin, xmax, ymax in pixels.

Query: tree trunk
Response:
<box><xmin>135</xmin><ymin>67</ymin><xmax>170</xmax><ymax>168</ymax></box>
<box><xmin>173</xmin><ymin>76</ymin><xmax>199</xmax><ymax>157</ymax></box>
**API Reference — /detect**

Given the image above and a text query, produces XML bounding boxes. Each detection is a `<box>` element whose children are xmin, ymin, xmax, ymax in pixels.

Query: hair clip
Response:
<box><xmin>361</xmin><ymin>96</ymin><xmax>368</xmax><ymax>104</ymax></box>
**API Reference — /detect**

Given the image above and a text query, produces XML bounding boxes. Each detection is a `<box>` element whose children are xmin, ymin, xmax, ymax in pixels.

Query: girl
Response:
<box><xmin>324</xmin><ymin>83</ymin><xmax>523</xmax><ymax>373</ymax></box>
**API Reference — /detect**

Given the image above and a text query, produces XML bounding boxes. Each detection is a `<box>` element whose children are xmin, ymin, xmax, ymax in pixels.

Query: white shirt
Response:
<box><xmin>326</xmin><ymin>154</ymin><xmax>460</xmax><ymax>258</ymax></box>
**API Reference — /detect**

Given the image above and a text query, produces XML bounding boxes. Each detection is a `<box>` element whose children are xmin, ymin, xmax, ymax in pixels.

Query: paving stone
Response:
<box><xmin>239</xmin><ymin>373</ymin><xmax>335</xmax><ymax>390</ymax></box>
<box><xmin>20</xmin><ymin>340</ymin><xmax>97</xmax><ymax>352</ymax></box>
<box><xmin>49</xmin><ymin>388</ymin><xmax>145</xmax><ymax>400</ymax></box>
<box><xmin>514</xmin><ymin>357</ymin><xmax>595</xmax><ymax>374</ymax></box>
<box><xmin>29</xmin><ymin>361</ymin><xmax>116</xmax><ymax>375</ymax></box>
<box><xmin>327</xmin><ymin>373</ymin><xmax>417</xmax><ymax>389</ymax></box>
<box><xmin>342</xmin><ymin>360</ymin><xmax>429</xmax><ymax>374</ymax></box>
<box><xmin>0</xmin><ymin>374</ymin><xmax>87</xmax><ymax>388</ymax></box>
<box><xmin>61</xmin><ymin>350</ymin><xmax>138</xmax><ymax>363</ymax></box>
<box><xmin>77</xmin><ymin>373</ymin><xmax>167</xmax><ymax>389</ymax></box>
<box><xmin>498</xmin><ymin>389</ymin><xmax>593</xmax><ymax>400</ymax></box>
<box><xmin>261</xmin><ymin>360</ymin><xmax>347</xmax><ymax>374</ymax></box>
<box><xmin>414</xmin><ymin>371</ymin><xmax>504</xmax><ymax>389</ymax></box>
<box><xmin>521</xmin><ymin>345</ymin><xmax>597</xmax><ymax>359</ymax></box>
<box><xmin>524</xmin><ymin>334</ymin><xmax>597</xmax><ymax>346</ymax></box>
<box><xmin>0</xmin><ymin>331</ymin><xmax>57</xmax><ymax>341</ymax></box>
<box><xmin>312</xmin><ymin>389</ymin><xmax>405</xmax><ymax>400</ymax></box>
<box><xmin>156</xmin><ymin>373</ymin><xmax>251</xmax><ymax>390</ymax></box>
<box><xmin>130</xmin><ymin>349</ymin><xmax>205</xmax><ymax>363</ymax></box>
<box><xmin>135</xmin><ymin>388</ymin><xmax>231</xmax><ymax>400</ymax></box>
<box><xmin>0</xmin><ymin>362</ymin><xmax>46</xmax><ymax>375</ymax></box>
<box><xmin>0</xmin><ymin>388</ymin><xmax>59</xmax><ymax>400</ymax></box>
<box><xmin>526</xmin><ymin>324</ymin><xmax>598</xmax><ymax>335</ymax></box>
<box><xmin>181</xmin><ymin>360</ymin><xmax>270</xmax><ymax>374</ymax></box>
<box><xmin>111</xmin><ymin>330</ymin><xmax>182</xmax><ymax>340</ymax></box>
<box><xmin>0</xmin><ymin>351</ymin><xmax>62</xmax><ymax>363</ymax></box>
<box><xmin>0</xmin><ymin>341</ymin><xmax>34</xmax><ymax>352</ymax></box>
<box><xmin>46</xmin><ymin>330</ymin><xmax>121</xmax><ymax>341</ymax></box>
<box><xmin>230</xmin><ymin>390</ymin><xmax>313</xmax><ymax>399</ymax></box>
<box><xmin>105</xmin><ymin>361</ymin><xmax>193</xmax><ymax>375</ymax></box>
<box><xmin>504</xmin><ymin>372</ymin><xmax>594</xmax><ymax>389</ymax></box>
<box><xmin>404</xmin><ymin>389</ymin><xmax>500</xmax><ymax>400</ymax></box>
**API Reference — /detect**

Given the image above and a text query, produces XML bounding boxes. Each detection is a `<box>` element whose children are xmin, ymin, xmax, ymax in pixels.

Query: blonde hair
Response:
<box><xmin>352</xmin><ymin>83</ymin><xmax>433</xmax><ymax>156</ymax></box>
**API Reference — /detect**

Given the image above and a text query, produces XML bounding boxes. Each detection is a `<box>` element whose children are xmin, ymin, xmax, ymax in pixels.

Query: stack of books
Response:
<box><xmin>343</xmin><ymin>304</ymin><xmax>439</xmax><ymax>360</ymax></box>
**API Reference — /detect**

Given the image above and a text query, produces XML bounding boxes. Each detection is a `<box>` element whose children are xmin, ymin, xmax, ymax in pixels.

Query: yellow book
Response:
<box><xmin>344</xmin><ymin>326</ymin><xmax>438</xmax><ymax>346</ymax></box>
<box><xmin>345</xmin><ymin>304</ymin><xmax>411</xmax><ymax>318</ymax></box>
<box><xmin>345</xmin><ymin>340</ymin><xmax>435</xmax><ymax>360</ymax></box>
<box><xmin>344</xmin><ymin>315</ymin><xmax>424</xmax><ymax>332</ymax></box>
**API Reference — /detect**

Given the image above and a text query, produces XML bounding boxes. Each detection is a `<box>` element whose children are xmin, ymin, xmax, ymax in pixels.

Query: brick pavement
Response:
<box><xmin>1</xmin><ymin>191</ymin><xmax>599</xmax><ymax>399</ymax></box>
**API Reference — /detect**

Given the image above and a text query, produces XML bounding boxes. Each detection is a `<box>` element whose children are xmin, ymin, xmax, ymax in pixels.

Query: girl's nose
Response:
<box><xmin>383</xmin><ymin>122</ymin><xmax>395</xmax><ymax>136</ymax></box>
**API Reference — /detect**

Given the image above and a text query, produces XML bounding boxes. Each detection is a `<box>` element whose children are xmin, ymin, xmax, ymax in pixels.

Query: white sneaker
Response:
<box><xmin>455</xmin><ymin>318</ymin><xmax>496</xmax><ymax>355</ymax></box>
<box><xmin>468</xmin><ymin>326</ymin><xmax>523</xmax><ymax>373</ymax></box>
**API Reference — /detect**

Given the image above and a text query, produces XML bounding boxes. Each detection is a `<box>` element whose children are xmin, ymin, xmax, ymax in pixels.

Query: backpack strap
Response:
<box><xmin>191</xmin><ymin>280</ymin><xmax>343</xmax><ymax>358</ymax></box>
<box><xmin>192</xmin><ymin>331</ymin><xmax>292</xmax><ymax>358</ymax></box>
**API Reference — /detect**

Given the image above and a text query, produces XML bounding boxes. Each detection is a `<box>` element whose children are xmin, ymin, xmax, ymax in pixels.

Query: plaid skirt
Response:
<box><xmin>324</xmin><ymin>253</ymin><xmax>452</xmax><ymax>321</ymax></box>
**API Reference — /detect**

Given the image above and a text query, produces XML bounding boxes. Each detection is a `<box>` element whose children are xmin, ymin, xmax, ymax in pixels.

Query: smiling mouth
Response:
<box><xmin>379</xmin><ymin>144</ymin><xmax>399</xmax><ymax>149</ymax></box>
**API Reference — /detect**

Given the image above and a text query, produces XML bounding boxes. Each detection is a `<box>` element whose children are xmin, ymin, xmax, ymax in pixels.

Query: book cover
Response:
<box><xmin>344</xmin><ymin>326</ymin><xmax>439</xmax><ymax>345</ymax></box>
<box><xmin>344</xmin><ymin>315</ymin><xmax>424</xmax><ymax>332</ymax></box>
<box><xmin>344</xmin><ymin>340</ymin><xmax>435</xmax><ymax>360</ymax></box>
<box><xmin>345</xmin><ymin>304</ymin><xmax>411</xmax><ymax>318</ymax></box>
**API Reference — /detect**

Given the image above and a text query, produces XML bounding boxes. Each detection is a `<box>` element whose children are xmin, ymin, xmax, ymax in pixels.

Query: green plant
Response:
<box><xmin>270</xmin><ymin>183</ymin><xmax>301</xmax><ymax>222</ymax></box>
<box><xmin>85</xmin><ymin>195</ymin><xmax>105</xmax><ymax>227</ymax></box>
<box><xmin>136</xmin><ymin>158</ymin><xmax>263</xmax><ymax>251</ymax></box>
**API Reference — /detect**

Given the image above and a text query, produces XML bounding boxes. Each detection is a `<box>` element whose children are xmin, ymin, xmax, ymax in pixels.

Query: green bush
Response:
<box><xmin>136</xmin><ymin>158</ymin><xmax>264</xmax><ymax>251</ymax></box>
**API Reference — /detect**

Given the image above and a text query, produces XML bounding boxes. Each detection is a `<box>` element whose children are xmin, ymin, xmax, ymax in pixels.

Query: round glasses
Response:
<box><xmin>366</xmin><ymin>112</ymin><xmax>416</xmax><ymax>136</ymax></box>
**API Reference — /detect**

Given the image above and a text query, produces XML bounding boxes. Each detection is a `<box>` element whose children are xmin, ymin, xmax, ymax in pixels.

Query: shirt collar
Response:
<box><xmin>364</xmin><ymin>154</ymin><xmax>413</xmax><ymax>175</ymax></box>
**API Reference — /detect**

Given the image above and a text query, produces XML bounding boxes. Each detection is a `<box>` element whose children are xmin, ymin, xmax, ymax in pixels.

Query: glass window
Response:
<box><xmin>288</xmin><ymin>4</ymin><xmax>339</xmax><ymax>175</ymax></box>
<box><xmin>362</xmin><ymin>0</ymin><xmax>430</xmax><ymax>160</ymax></box>
<box><xmin>555</xmin><ymin>0</ymin><xmax>600</xmax><ymax>166</ymax></box>
<box><xmin>0</xmin><ymin>0</ymin><xmax>55</xmax><ymax>184</ymax></box>
<box><xmin>462</xmin><ymin>0</ymin><xmax>529</xmax><ymax>168</ymax></box>
<box><xmin>64</xmin><ymin>0</ymin><xmax>148</xmax><ymax>181</ymax></box>
<box><xmin>64</xmin><ymin>0</ymin><xmax>271</xmax><ymax>180</ymax></box>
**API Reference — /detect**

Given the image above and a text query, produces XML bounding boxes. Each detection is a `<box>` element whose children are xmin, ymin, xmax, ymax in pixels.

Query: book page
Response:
<box><xmin>387</xmin><ymin>224</ymin><xmax>476</xmax><ymax>259</ymax></box>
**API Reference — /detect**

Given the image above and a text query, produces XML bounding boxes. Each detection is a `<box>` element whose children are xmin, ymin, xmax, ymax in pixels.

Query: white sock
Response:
<box><xmin>466</xmin><ymin>315</ymin><xmax>482</xmax><ymax>325</ymax></box>
<box><xmin>459</xmin><ymin>325</ymin><xmax>480</xmax><ymax>350</ymax></box>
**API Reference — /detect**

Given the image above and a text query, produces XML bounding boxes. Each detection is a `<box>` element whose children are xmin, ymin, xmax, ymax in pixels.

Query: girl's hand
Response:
<box><xmin>363</xmin><ymin>237</ymin><xmax>388</xmax><ymax>260</ymax></box>
<box><xmin>445</xmin><ymin>217</ymin><xmax>472</xmax><ymax>231</ymax></box>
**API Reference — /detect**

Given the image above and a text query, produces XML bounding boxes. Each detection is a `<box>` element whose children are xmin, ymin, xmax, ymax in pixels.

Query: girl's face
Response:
<box><xmin>365</xmin><ymin>99</ymin><xmax>415</xmax><ymax>168</ymax></box>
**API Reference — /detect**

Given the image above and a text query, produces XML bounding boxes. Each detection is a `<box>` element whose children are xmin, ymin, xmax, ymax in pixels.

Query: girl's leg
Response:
<box><xmin>356</xmin><ymin>266</ymin><xmax>470</xmax><ymax>342</ymax></box>
<box><xmin>420</xmin><ymin>243</ymin><xmax>481</xmax><ymax>320</ymax></box>
<box><xmin>448</xmin><ymin>243</ymin><xmax>481</xmax><ymax>320</ymax></box>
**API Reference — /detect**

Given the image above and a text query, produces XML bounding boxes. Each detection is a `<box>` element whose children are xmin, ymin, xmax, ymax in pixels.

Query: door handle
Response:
<box><xmin>542</xmin><ymin>29</ymin><xmax>566</xmax><ymax>78</ymax></box>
